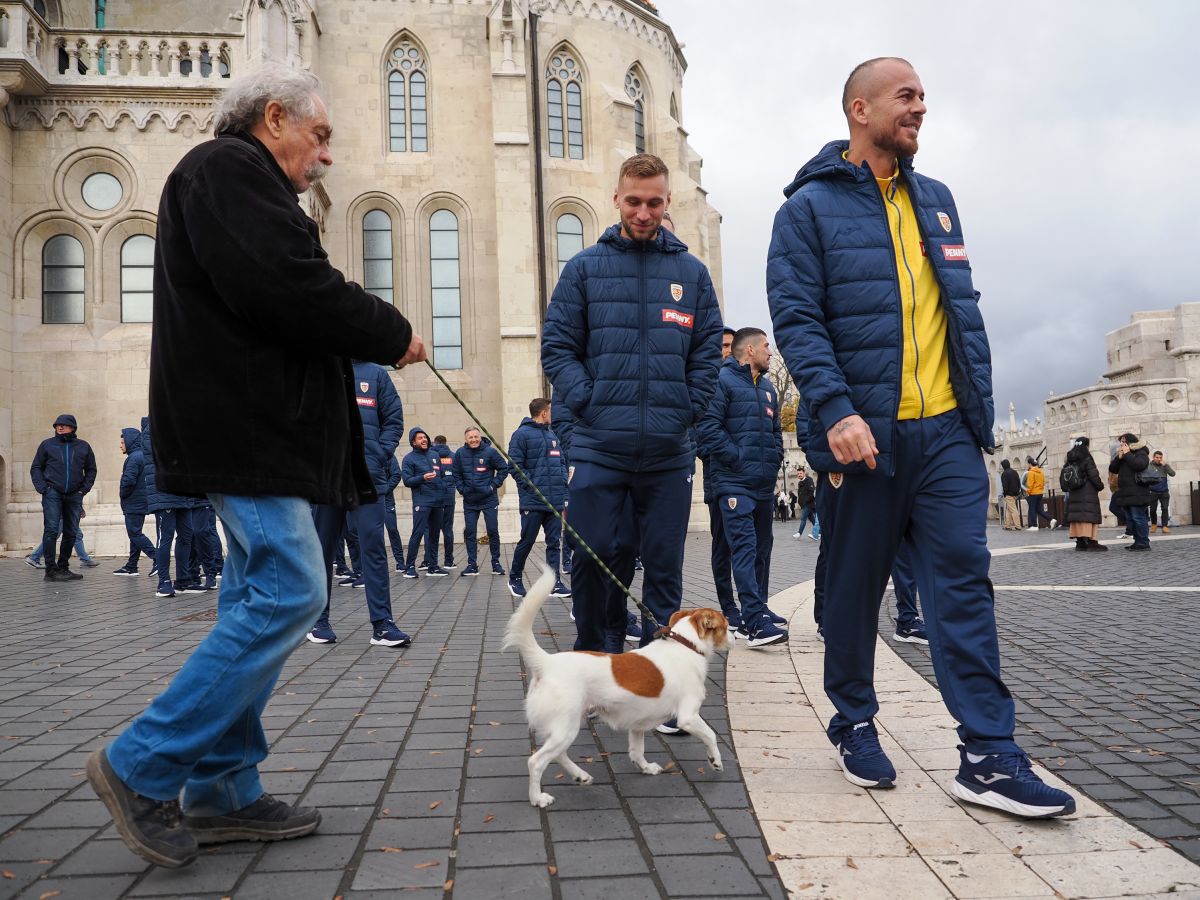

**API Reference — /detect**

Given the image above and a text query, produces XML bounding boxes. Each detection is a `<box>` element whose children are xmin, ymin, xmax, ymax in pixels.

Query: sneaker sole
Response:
<box><xmin>155</xmin><ymin>591</ymin><xmax>175</xmax><ymax>598</ymax></box>
<box><xmin>508</xmin><ymin>586</ymin><xmax>525</xmax><ymax>598</ymax></box>
<box><xmin>402</xmin><ymin>573</ymin><xmax>419</xmax><ymax>579</ymax></box>
<box><xmin>655</xmin><ymin>726</ymin><xmax>684</xmax><ymax>735</ymax></box>
<box><xmin>426</xmin><ymin>572</ymin><xmax>448</xmax><ymax>577</ymax></box>
<box><xmin>306</xmin><ymin>634</ymin><xmax>335</xmax><ymax>644</ymax></box>
<box><xmin>113</xmin><ymin>572</ymin><xmax>140</xmax><ymax>577</ymax></box>
<box><xmin>492</xmin><ymin>571</ymin><xmax>507</xmax><ymax>576</ymax></box>
<box><xmin>950</xmin><ymin>778</ymin><xmax>1075</xmax><ymax>818</ymax></box>
<box><xmin>85</xmin><ymin>750</ymin><xmax>198</xmax><ymax>868</ymax></box>
<box><xmin>836</xmin><ymin>752</ymin><xmax>895</xmax><ymax>789</ymax></box>
<box><xmin>551</xmin><ymin>591</ymin><xmax>572</xmax><ymax>598</ymax></box>
<box><xmin>370</xmin><ymin>637</ymin><xmax>412</xmax><ymax>647</ymax></box>
<box><xmin>746</xmin><ymin>632</ymin><xmax>789</xmax><ymax>648</ymax></box>
<box><xmin>460</xmin><ymin>571</ymin><xmax>479</xmax><ymax>577</ymax></box>
<box><xmin>892</xmin><ymin>633</ymin><xmax>929</xmax><ymax>645</ymax></box>
<box><xmin>189</xmin><ymin>812</ymin><xmax>322</xmax><ymax>845</ymax></box>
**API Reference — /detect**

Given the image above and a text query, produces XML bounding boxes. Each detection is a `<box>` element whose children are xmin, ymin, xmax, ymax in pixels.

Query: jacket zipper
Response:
<box><xmin>883</xmin><ymin>178</ymin><xmax>925</xmax><ymax>419</ymax></box>
<box><xmin>872</xmin><ymin>179</ymin><xmax>902</xmax><ymax>476</ymax></box>
<box><xmin>64</xmin><ymin>442</ymin><xmax>71</xmax><ymax>493</ymax></box>
<box><xmin>638</xmin><ymin>247</ymin><xmax>648</xmax><ymax>473</ymax></box>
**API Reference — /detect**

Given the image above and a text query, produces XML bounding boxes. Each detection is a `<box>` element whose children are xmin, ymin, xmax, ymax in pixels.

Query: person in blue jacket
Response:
<box><xmin>697</xmin><ymin>328</ymin><xmax>787</xmax><ymax>649</ymax></box>
<box><xmin>452</xmin><ymin>426</ymin><xmax>508</xmax><ymax>576</ymax></box>
<box><xmin>427</xmin><ymin>435</ymin><xmax>457</xmax><ymax>570</ymax></box>
<box><xmin>766</xmin><ymin>57</ymin><xmax>1073</xmax><ymax>818</ymax></box>
<box><xmin>401</xmin><ymin>427</ymin><xmax>447</xmax><ymax>578</ymax></box>
<box><xmin>114</xmin><ymin>427</ymin><xmax>157</xmax><ymax>576</ymax></box>
<box><xmin>383</xmin><ymin>455</ymin><xmax>405</xmax><ymax>570</ymax></box>
<box><xmin>506</xmin><ymin>399</ymin><xmax>570</xmax><ymax>599</ymax></box>
<box><xmin>698</xmin><ymin>326</ymin><xmax>738</xmax><ymax>631</ymax></box>
<box><xmin>541</xmin><ymin>154</ymin><xmax>722</xmax><ymax>651</ymax></box>
<box><xmin>309</xmin><ymin>361</ymin><xmax>411</xmax><ymax>647</ymax></box>
<box><xmin>141</xmin><ymin>417</ymin><xmax>201</xmax><ymax>599</ymax></box>
<box><xmin>29</xmin><ymin>413</ymin><xmax>98</xmax><ymax>581</ymax></box>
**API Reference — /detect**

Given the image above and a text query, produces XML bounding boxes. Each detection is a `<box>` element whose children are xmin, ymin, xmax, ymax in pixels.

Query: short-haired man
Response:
<box><xmin>542</xmin><ymin>154</ymin><xmax>722</xmax><ymax>650</ymax></box>
<box><xmin>401</xmin><ymin>428</ymin><xmax>448</xmax><ymax>578</ymax></box>
<box><xmin>1024</xmin><ymin>457</ymin><xmax>1056</xmax><ymax>531</ymax></box>
<box><xmin>507</xmin><ymin>398</ymin><xmax>569</xmax><ymax>599</ymax></box>
<box><xmin>30</xmin><ymin>414</ymin><xmax>97</xmax><ymax>581</ymax></box>
<box><xmin>697</xmin><ymin>326</ymin><xmax>739</xmax><ymax>631</ymax></box>
<box><xmin>86</xmin><ymin>64</ymin><xmax>425</xmax><ymax>868</ymax></box>
<box><xmin>1000</xmin><ymin>460</ymin><xmax>1022</xmax><ymax>530</ymax></box>
<box><xmin>767</xmin><ymin>58</ymin><xmax>1073</xmax><ymax>817</ymax></box>
<box><xmin>453</xmin><ymin>426</ymin><xmax>509</xmax><ymax>575</ymax></box>
<box><xmin>696</xmin><ymin>327</ymin><xmax>786</xmax><ymax>647</ymax></box>
<box><xmin>1146</xmin><ymin>450</ymin><xmax>1175</xmax><ymax>533</ymax></box>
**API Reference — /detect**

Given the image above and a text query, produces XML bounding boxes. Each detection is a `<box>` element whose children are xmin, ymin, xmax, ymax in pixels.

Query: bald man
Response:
<box><xmin>767</xmin><ymin>57</ymin><xmax>1074</xmax><ymax>818</ymax></box>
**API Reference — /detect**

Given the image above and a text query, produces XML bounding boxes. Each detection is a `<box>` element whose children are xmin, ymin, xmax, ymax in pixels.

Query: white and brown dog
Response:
<box><xmin>504</xmin><ymin>570</ymin><xmax>729</xmax><ymax>808</ymax></box>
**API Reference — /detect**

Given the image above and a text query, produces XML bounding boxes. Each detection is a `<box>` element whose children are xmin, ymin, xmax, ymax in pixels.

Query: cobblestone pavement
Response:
<box><xmin>880</xmin><ymin>527</ymin><xmax>1200</xmax><ymax>865</ymax></box>
<box><xmin>0</xmin><ymin>529</ymin><xmax>810</xmax><ymax>900</ymax></box>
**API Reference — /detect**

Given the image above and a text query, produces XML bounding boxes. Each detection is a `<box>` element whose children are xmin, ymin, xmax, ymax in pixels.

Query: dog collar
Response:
<box><xmin>654</xmin><ymin>627</ymin><xmax>704</xmax><ymax>656</ymax></box>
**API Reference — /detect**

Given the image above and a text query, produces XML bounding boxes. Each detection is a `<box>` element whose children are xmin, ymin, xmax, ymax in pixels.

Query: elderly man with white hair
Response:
<box><xmin>86</xmin><ymin>64</ymin><xmax>426</xmax><ymax>869</ymax></box>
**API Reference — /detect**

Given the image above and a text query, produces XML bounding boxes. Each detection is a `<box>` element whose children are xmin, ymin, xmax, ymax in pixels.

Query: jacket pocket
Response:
<box><xmin>286</xmin><ymin>357</ymin><xmax>327</xmax><ymax>423</ymax></box>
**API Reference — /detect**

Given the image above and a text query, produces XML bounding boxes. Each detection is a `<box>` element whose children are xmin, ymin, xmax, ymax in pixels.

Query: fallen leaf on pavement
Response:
<box><xmin>414</xmin><ymin>861</ymin><xmax>440</xmax><ymax>869</ymax></box>
<box><xmin>713</xmin><ymin>832</ymin><xmax>726</xmax><ymax>841</ymax></box>
<box><xmin>846</xmin><ymin>857</ymin><xmax>858</xmax><ymax>869</ymax></box>
<box><xmin>381</xmin><ymin>847</ymin><xmax>403</xmax><ymax>853</ymax></box>
<box><xmin>483</xmin><ymin>814</ymin><xmax>495</xmax><ymax>824</ymax></box>
<box><xmin>547</xmin><ymin>865</ymin><xmax>557</xmax><ymax>875</ymax></box>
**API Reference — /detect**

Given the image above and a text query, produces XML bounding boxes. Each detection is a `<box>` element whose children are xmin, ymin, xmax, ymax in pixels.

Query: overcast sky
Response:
<box><xmin>661</xmin><ymin>0</ymin><xmax>1199</xmax><ymax>429</ymax></box>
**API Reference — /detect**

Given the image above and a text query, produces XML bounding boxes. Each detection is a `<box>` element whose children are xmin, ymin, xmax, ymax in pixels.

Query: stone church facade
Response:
<box><xmin>0</xmin><ymin>0</ymin><xmax>723</xmax><ymax>552</ymax></box>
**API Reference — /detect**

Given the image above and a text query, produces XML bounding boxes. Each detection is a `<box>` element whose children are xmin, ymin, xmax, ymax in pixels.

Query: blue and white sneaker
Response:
<box><xmin>112</xmin><ymin>565</ymin><xmax>139</xmax><ymax>577</ymax></box>
<box><xmin>491</xmin><ymin>563</ymin><xmax>507</xmax><ymax>576</ymax></box>
<box><xmin>951</xmin><ymin>746</ymin><xmax>1075</xmax><ymax>818</ymax></box>
<box><xmin>836</xmin><ymin>721</ymin><xmax>896</xmax><ymax>788</ymax></box>
<box><xmin>442</xmin><ymin>562</ymin><xmax>457</xmax><ymax>569</ymax></box>
<box><xmin>625</xmin><ymin>611</ymin><xmax>642</xmax><ymax>643</ymax></box>
<box><xmin>351</xmin><ymin>575</ymin><xmax>366</xmax><ymax>588</ymax></box>
<box><xmin>24</xmin><ymin>555</ymin><xmax>44</xmax><ymax>569</ymax></box>
<box><xmin>633</xmin><ymin>558</ymin><xmax>644</xmax><ymax>571</ymax></box>
<box><xmin>177</xmin><ymin>581</ymin><xmax>210</xmax><ymax>594</ymax></box>
<box><xmin>155</xmin><ymin>583</ymin><xmax>176</xmax><ymax>598</ymax></box>
<box><xmin>370</xmin><ymin>621</ymin><xmax>412</xmax><ymax>647</ymax></box>
<box><xmin>147</xmin><ymin>562</ymin><xmax>159</xmax><ymax>578</ymax></box>
<box><xmin>746</xmin><ymin>614</ymin><xmax>788</xmax><ymax>649</ymax></box>
<box><xmin>723</xmin><ymin>612</ymin><xmax>742</xmax><ymax>641</ymax></box>
<box><xmin>402</xmin><ymin>566</ymin><xmax>419</xmax><ymax>579</ymax></box>
<box><xmin>338</xmin><ymin>574</ymin><xmax>358</xmax><ymax>587</ymax></box>
<box><xmin>764</xmin><ymin>607</ymin><xmax>787</xmax><ymax>626</ymax></box>
<box><xmin>551</xmin><ymin>580</ymin><xmax>571</xmax><ymax>598</ymax></box>
<box><xmin>426</xmin><ymin>566</ymin><xmax>449</xmax><ymax>577</ymax></box>
<box><xmin>508</xmin><ymin>577</ymin><xmax>526</xmax><ymax>598</ymax></box>
<box><xmin>893</xmin><ymin>619</ymin><xmax>929</xmax><ymax>645</ymax></box>
<box><xmin>460</xmin><ymin>564</ymin><xmax>479</xmax><ymax>576</ymax></box>
<box><xmin>306</xmin><ymin>619</ymin><xmax>337</xmax><ymax>644</ymax></box>
<box><xmin>655</xmin><ymin>718</ymin><xmax>686</xmax><ymax>736</ymax></box>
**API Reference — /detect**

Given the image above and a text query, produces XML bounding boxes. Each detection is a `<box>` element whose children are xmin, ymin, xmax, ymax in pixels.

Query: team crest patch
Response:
<box><xmin>727</xmin><ymin>497</ymin><xmax>737</xmax><ymax>510</ymax></box>
<box><xmin>937</xmin><ymin>211</ymin><xmax>952</xmax><ymax>233</ymax></box>
<box><xmin>359</xmin><ymin>381</ymin><xmax>369</xmax><ymax>392</ymax></box>
<box><xmin>828</xmin><ymin>473</ymin><xmax>843</xmax><ymax>490</ymax></box>
<box><xmin>670</xmin><ymin>283</ymin><xmax>684</xmax><ymax>302</ymax></box>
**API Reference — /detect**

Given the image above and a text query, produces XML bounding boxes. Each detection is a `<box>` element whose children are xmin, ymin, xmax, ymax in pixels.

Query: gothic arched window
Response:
<box><xmin>429</xmin><ymin>210</ymin><xmax>462</xmax><ymax>369</ymax></box>
<box><xmin>121</xmin><ymin>234</ymin><xmax>154</xmax><ymax>323</ymax></box>
<box><xmin>625</xmin><ymin>68</ymin><xmax>647</xmax><ymax>154</ymax></box>
<box><xmin>555</xmin><ymin>214</ymin><xmax>583</xmax><ymax>277</ymax></box>
<box><xmin>363</xmin><ymin>210</ymin><xmax>394</xmax><ymax>304</ymax></box>
<box><xmin>387</xmin><ymin>38</ymin><xmax>429</xmax><ymax>153</ymax></box>
<box><xmin>42</xmin><ymin>235</ymin><xmax>85</xmax><ymax>324</ymax></box>
<box><xmin>546</xmin><ymin>50</ymin><xmax>584</xmax><ymax>159</ymax></box>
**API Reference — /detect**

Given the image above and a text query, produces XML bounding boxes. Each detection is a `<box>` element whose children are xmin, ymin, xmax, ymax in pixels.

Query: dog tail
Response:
<box><xmin>502</xmin><ymin>568</ymin><xmax>556</xmax><ymax>675</ymax></box>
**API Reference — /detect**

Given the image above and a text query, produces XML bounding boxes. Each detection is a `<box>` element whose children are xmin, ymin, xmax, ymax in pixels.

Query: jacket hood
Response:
<box><xmin>121</xmin><ymin>427</ymin><xmax>141</xmax><ymax>453</ymax></box>
<box><xmin>781</xmin><ymin>139</ymin><xmax>916</xmax><ymax>198</ymax></box>
<box><xmin>722</xmin><ymin>356</ymin><xmax>756</xmax><ymax>378</ymax></box>
<box><xmin>597</xmin><ymin>222</ymin><xmax>688</xmax><ymax>254</ymax></box>
<box><xmin>408</xmin><ymin>426</ymin><xmax>429</xmax><ymax>446</ymax></box>
<box><xmin>518</xmin><ymin>417</ymin><xmax>547</xmax><ymax>430</ymax></box>
<box><xmin>53</xmin><ymin>413</ymin><xmax>78</xmax><ymax>431</ymax></box>
<box><xmin>1120</xmin><ymin>434</ymin><xmax>1146</xmax><ymax>451</ymax></box>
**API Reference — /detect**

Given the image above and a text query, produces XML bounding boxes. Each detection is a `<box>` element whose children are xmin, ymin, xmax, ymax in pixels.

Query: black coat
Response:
<box><xmin>1108</xmin><ymin>442</ymin><xmax>1151</xmax><ymax>508</ymax></box>
<box><xmin>1000</xmin><ymin>467</ymin><xmax>1021</xmax><ymax>497</ymax></box>
<box><xmin>1063</xmin><ymin>447</ymin><xmax>1104</xmax><ymax>525</ymax></box>
<box><xmin>149</xmin><ymin>132</ymin><xmax>413</xmax><ymax>507</ymax></box>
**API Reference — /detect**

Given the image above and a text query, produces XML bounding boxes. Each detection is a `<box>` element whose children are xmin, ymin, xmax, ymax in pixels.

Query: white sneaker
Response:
<box><xmin>1049</xmin><ymin>518</ymin><xmax>1057</xmax><ymax>529</ymax></box>
<box><xmin>1026</xmin><ymin>526</ymin><xmax>1039</xmax><ymax>531</ymax></box>
<box><xmin>792</xmin><ymin>532</ymin><xmax>802</xmax><ymax>539</ymax></box>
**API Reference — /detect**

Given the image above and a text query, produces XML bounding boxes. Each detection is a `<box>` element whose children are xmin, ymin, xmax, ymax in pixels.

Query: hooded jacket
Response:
<box><xmin>766</xmin><ymin>140</ymin><xmax>995</xmax><ymax>476</ymax></box>
<box><xmin>430</xmin><ymin>440</ymin><xmax>457</xmax><ymax>507</ymax></box>
<box><xmin>507</xmin><ymin>418</ymin><xmax>568</xmax><ymax>510</ymax></box>
<box><xmin>1025</xmin><ymin>466</ymin><xmax>1046</xmax><ymax>495</ymax></box>
<box><xmin>119</xmin><ymin>426</ymin><xmax>150</xmax><ymax>514</ymax></box>
<box><xmin>141</xmin><ymin>418</ymin><xmax>198</xmax><ymax>512</ymax></box>
<box><xmin>1109</xmin><ymin>439</ymin><xmax>1151</xmax><ymax>507</ymax></box>
<box><xmin>401</xmin><ymin>427</ymin><xmax>441</xmax><ymax>507</ymax></box>
<box><xmin>541</xmin><ymin>223</ymin><xmax>723</xmax><ymax>473</ymax></box>
<box><xmin>148</xmin><ymin>130</ymin><xmax>413</xmax><ymax>507</ymax></box>
<box><xmin>352</xmin><ymin>360</ymin><xmax>404</xmax><ymax>496</ymax></box>
<box><xmin>696</xmin><ymin>357</ymin><xmax>784</xmax><ymax>500</ymax></box>
<box><xmin>453</xmin><ymin>438</ymin><xmax>509</xmax><ymax>510</ymax></box>
<box><xmin>30</xmin><ymin>416</ymin><xmax>97</xmax><ymax>496</ymax></box>
<box><xmin>1063</xmin><ymin>444</ymin><xmax>1104</xmax><ymax>525</ymax></box>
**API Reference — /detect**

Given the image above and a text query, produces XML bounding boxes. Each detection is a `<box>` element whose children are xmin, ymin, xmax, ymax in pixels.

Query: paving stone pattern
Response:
<box><xmin>0</xmin><ymin>529</ymin><xmax>806</xmax><ymax>900</ymax></box>
<box><xmin>880</xmin><ymin>528</ymin><xmax>1200</xmax><ymax>864</ymax></box>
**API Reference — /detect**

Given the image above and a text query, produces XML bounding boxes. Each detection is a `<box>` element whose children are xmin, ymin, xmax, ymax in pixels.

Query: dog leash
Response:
<box><xmin>422</xmin><ymin>360</ymin><xmax>664</xmax><ymax>633</ymax></box>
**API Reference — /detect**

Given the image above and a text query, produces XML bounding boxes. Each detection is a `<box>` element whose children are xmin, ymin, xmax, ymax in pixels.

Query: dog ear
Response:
<box><xmin>694</xmin><ymin>609</ymin><xmax>726</xmax><ymax>634</ymax></box>
<box><xmin>669</xmin><ymin>609</ymin><xmax>689</xmax><ymax>628</ymax></box>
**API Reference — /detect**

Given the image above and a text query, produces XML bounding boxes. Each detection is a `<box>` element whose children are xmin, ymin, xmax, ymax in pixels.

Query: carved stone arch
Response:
<box><xmin>345</xmin><ymin>192</ymin><xmax>406</xmax><ymax>298</ymax></box>
<box><xmin>545</xmin><ymin>196</ymin><xmax>597</xmax><ymax>297</ymax></box>
<box><xmin>99</xmin><ymin>212</ymin><xmax>157</xmax><ymax>326</ymax></box>
<box><xmin>14</xmin><ymin>212</ymin><xmax>99</xmax><ymax>326</ymax></box>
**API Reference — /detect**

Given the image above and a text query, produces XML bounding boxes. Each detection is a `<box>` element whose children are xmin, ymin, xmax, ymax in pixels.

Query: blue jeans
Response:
<box><xmin>32</xmin><ymin>500</ymin><xmax>91</xmax><ymax>564</ymax></box>
<box><xmin>41</xmin><ymin>489</ymin><xmax>85</xmax><ymax>568</ymax></box>
<box><xmin>123</xmin><ymin>513</ymin><xmax>157</xmax><ymax>568</ymax></box>
<box><xmin>794</xmin><ymin>504</ymin><xmax>817</xmax><ymax>536</ymax></box>
<box><xmin>106</xmin><ymin>494</ymin><xmax>326</xmax><ymax>812</ymax></box>
<box><xmin>462</xmin><ymin>504</ymin><xmax>502</xmax><ymax>568</ymax></box>
<box><xmin>1125</xmin><ymin>504</ymin><xmax>1150</xmax><ymax>548</ymax></box>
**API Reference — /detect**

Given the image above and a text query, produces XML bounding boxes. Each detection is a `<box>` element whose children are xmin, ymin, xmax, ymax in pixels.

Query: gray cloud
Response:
<box><xmin>663</xmin><ymin>0</ymin><xmax>1199</xmax><ymax>428</ymax></box>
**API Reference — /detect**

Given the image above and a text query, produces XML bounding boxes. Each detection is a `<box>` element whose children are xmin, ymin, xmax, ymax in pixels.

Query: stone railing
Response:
<box><xmin>0</xmin><ymin>2</ymin><xmax>241</xmax><ymax>90</ymax></box>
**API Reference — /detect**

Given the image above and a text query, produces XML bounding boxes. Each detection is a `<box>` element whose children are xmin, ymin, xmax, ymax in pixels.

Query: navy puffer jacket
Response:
<box><xmin>352</xmin><ymin>361</ymin><xmax>403</xmax><ymax>496</ymax></box>
<box><xmin>541</xmin><ymin>224</ymin><xmax>723</xmax><ymax>472</ymax></box>
<box><xmin>30</xmin><ymin>425</ymin><xmax>97</xmax><ymax>496</ymax></box>
<box><xmin>453</xmin><ymin>439</ymin><xmax>509</xmax><ymax>510</ymax></box>
<box><xmin>119</xmin><ymin>427</ymin><xmax>149</xmax><ymax>514</ymax></box>
<box><xmin>696</xmin><ymin>358</ymin><xmax>784</xmax><ymax>500</ymax></box>
<box><xmin>401</xmin><ymin>427</ymin><xmax>441</xmax><ymax>507</ymax></box>
<box><xmin>142</xmin><ymin>418</ymin><xmax>198</xmax><ymax>511</ymax></box>
<box><xmin>507</xmin><ymin>418</ymin><xmax>568</xmax><ymax>510</ymax></box>
<box><xmin>430</xmin><ymin>441</ymin><xmax>457</xmax><ymax>507</ymax></box>
<box><xmin>767</xmin><ymin>140</ymin><xmax>995</xmax><ymax>476</ymax></box>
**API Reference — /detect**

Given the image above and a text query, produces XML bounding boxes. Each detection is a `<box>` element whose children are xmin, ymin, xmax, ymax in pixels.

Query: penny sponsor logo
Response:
<box><xmin>662</xmin><ymin>308</ymin><xmax>694</xmax><ymax>328</ymax></box>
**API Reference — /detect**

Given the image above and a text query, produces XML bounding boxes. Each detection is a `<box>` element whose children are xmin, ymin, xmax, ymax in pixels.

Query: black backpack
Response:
<box><xmin>1060</xmin><ymin>462</ymin><xmax>1085</xmax><ymax>491</ymax></box>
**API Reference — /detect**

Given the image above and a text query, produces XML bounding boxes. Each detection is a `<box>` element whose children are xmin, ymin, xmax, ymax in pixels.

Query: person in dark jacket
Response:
<box><xmin>401</xmin><ymin>427</ymin><xmax>447</xmax><ymax>578</ymax></box>
<box><xmin>453</xmin><ymin>427</ymin><xmax>509</xmax><ymax>576</ymax></box>
<box><xmin>1000</xmin><ymin>460</ymin><xmax>1022</xmax><ymax>530</ymax></box>
<box><xmin>427</xmin><ymin>436</ymin><xmax>457</xmax><ymax>570</ymax></box>
<box><xmin>541</xmin><ymin>154</ymin><xmax>722</xmax><ymax>651</ymax></box>
<box><xmin>792</xmin><ymin>467</ymin><xmax>818</xmax><ymax>539</ymax></box>
<box><xmin>88</xmin><ymin>65</ymin><xmax>425</xmax><ymax>870</ymax></box>
<box><xmin>114</xmin><ymin>427</ymin><xmax>157</xmax><ymax>576</ymax></box>
<box><xmin>30</xmin><ymin>413</ymin><xmax>97</xmax><ymax>581</ymax></box>
<box><xmin>696</xmin><ymin>328</ymin><xmax>786</xmax><ymax>647</ymax></box>
<box><xmin>1109</xmin><ymin>433</ymin><xmax>1152</xmax><ymax>550</ymax></box>
<box><xmin>698</xmin><ymin>326</ymin><xmax>738</xmax><ymax>630</ymax></box>
<box><xmin>1062</xmin><ymin>437</ymin><xmax>1106</xmax><ymax>551</ymax></box>
<box><xmin>507</xmin><ymin>400</ymin><xmax>570</xmax><ymax>599</ymax></box>
<box><xmin>383</xmin><ymin>455</ymin><xmax>405</xmax><ymax>569</ymax></box>
<box><xmin>141</xmin><ymin>417</ymin><xmax>199</xmax><ymax>599</ymax></box>
<box><xmin>765</xmin><ymin>58</ymin><xmax>1073</xmax><ymax>818</ymax></box>
<box><xmin>309</xmin><ymin>361</ymin><xmax>411</xmax><ymax>647</ymax></box>
<box><xmin>1146</xmin><ymin>450</ymin><xmax>1176</xmax><ymax>534</ymax></box>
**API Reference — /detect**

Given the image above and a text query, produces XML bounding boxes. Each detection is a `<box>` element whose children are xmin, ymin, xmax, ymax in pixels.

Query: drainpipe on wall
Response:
<box><xmin>96</xmin><ymin>0</ymin><xmax>106</xmax><ymax>73</ymax></box>
<box><xmin>528</xmin><ymin>9</ymin><xmax>550</xmax><ymax>393</ymax></box>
